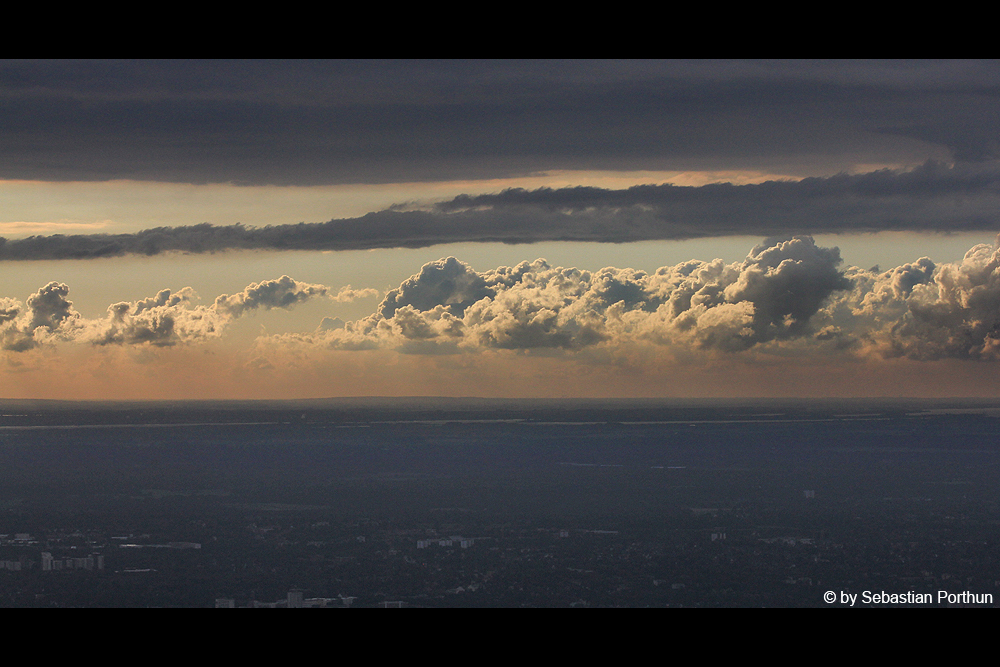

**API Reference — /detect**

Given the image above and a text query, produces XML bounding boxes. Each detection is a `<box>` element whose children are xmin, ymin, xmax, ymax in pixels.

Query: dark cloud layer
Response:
<box><xmin>1</xmin><ymin>60</ymin><xmax>997</xmax><ymax>185</ymax></box>
<box><xmin>2</xmin><ymin>161</ymin><xmax>1000</xmax><ymax>259</ymax></box>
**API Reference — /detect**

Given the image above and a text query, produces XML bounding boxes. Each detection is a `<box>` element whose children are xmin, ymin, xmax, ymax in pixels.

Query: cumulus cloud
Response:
<box><xmin>826</xmin><ymin>239</ymin><xmax>1000</xmax><ymax>360</ymax></box>
<box><xmin>296</xmin><ymin>237</ymin><xmax>853</xmax><ymax>356</ymax></box>
<box><xmin>0</xmin><ymin>282</ymin><xmax>81</xmax><ymax>351</ymax></box>
<box><xmin>91</xmin><ymin>287</ymin><xmax>222</xmax><ymax>347</ymax></box>
<box><xmin>331</xmin><ymin>286</ymin><xmax>380</xmax><ymax>303</ymax></box>
<box><xmin>278</xmin><ymin>235</ymin><xmax>1000</xmax><ymax>363</ymax></box>
<box><xmin>0</xmin><ymin>275</ymin><xmax>335</xmax><ymax>351</ymax></box>
<box><xmin>376</xmin><ymin>257</ymin><xmax>495</xmax><ymax>319</ymax></box>
<box><xmin>213</xmin><ymin>276</ymin><xmax>329</xmax><ymax>318</ymax></box>
<box><xmin>8</xmin><ymin>236</ymin><xmax>1000</xmax><ymax>364</ymax></box>
<box><xmin>25</xmin><ymin>282</ymin><xmax>77</xmax><ymax>332</ymax></box>
<box><xmin>0</xmin><ymin>298</ymin><xmax>21</xmax><ymax>324</ymax></box>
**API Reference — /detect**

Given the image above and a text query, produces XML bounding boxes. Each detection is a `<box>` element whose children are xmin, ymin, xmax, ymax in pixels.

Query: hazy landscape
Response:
<box><xmin>2</xmin><ymin>398</ymin><xmax>997</xmax><ymax>607</ymax></box>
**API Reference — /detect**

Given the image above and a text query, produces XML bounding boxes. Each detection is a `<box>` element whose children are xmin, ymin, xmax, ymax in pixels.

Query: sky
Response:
<box><xmin>3</xmin><ymin>59</ymin><xmax>1000</xmax><ymax>400</ymax></box>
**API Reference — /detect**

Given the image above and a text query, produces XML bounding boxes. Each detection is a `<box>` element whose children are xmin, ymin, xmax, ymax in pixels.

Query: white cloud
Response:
<box><xmin>8</xmin><ymin>236</ymin><xmax>1000</xmax><ymax>366</ymax></box>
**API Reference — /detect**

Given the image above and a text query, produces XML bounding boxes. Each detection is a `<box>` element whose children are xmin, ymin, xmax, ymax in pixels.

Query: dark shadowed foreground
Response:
<box><xmin>1</xmin><ymin>398</ymin><xmax>998</xmax><ymax>607</ymax></box>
